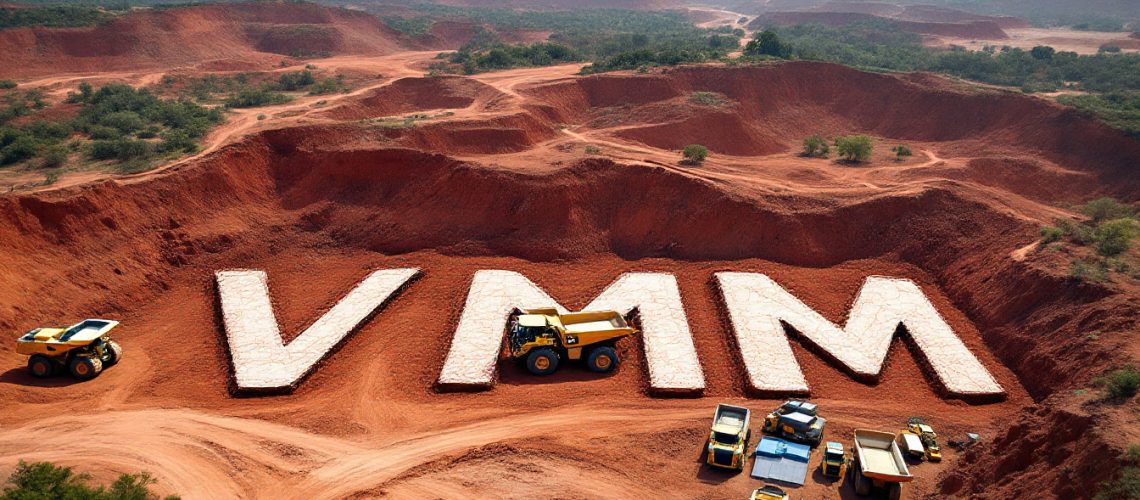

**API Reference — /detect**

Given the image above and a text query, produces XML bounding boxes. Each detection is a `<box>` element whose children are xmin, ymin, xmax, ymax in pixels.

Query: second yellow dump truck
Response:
<box><xmin>507</xmin><ymin>308</ymin><xmax>637</xmax><ymax>375</ymax></box>
<box><xmin>16</xmin><ymin>319</ymin><xmax>122</xmax><ymax>380</ymax></box>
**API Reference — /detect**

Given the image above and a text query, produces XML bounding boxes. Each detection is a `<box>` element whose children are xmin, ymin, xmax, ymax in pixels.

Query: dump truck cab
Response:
<box><xmin>507</xmin><ymin>308</ymin><xmax>637</xmax><ymax>375</ymax></box>
<box><xmin>762</xmin><ymin>400</ymin><xmax>826</xmax><ymax>446</ymax></box>
<box><xmin>706</xmin><ymin>403</ymin><xmax>751</xmax><ymax>471</ymax></box>
<box><xmin>16</xmin><ymin>319</ymin><xmax>123</xmax><ymax>380</ymax></box>
<box><xmin>820</xmin><ymin>441</ymin><xmax>847</xmax><ymax>478</ymax></box>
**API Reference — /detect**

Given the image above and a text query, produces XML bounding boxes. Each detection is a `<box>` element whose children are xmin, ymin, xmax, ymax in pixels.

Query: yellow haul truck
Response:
<box><xmin>852</xmin><ymin>429</ymin><xmax>914</xmax><ymax>499</ymax></box>
<box><xmin>706</xmin><ymin>403</ymin><xmax>752</xmax><ymax>471</ymax></box>
<box><xmin>507</xmin><ymin>308</ymin><xmax>637</xmax><ymax>375</ymax></box>
<box><xmin>16</xmin><ymin>319</ymin><xmax>122</xmax><ymax>380</ymax></box>
<box><xmin>907</xmin><ymin>417</ymin><xmax>943</xmax><ymax>462</ymax></box>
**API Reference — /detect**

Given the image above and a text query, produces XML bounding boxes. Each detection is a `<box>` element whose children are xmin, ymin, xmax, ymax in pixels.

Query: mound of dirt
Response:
<box><xmin>320</xmin><ymin>76</ymin><xmax>507</xmax><ymax>120</ymax></box>
<box><xmin>0</xmin><ymin>2</ymin><xmax>409</xmax><ymax>79</ymax></box>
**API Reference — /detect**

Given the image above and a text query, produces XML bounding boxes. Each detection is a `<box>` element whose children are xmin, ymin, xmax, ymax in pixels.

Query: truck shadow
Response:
<box><xmin>694</xmin><ymin>441</ymin><xmax>738</xmax><ymax>485</ymax></box>
<box><xmin>495</xmin><ymin>360</ymin><xmax>619</xmax><ymax>386</ymax></box>
<box><xmin>0</xmin><ymin>367</ymin><xmax>87</xmax><ymax>387</ymax></box>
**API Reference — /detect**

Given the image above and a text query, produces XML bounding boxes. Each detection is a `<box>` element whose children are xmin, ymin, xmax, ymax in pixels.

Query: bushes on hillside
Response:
<box><xmin>802</xmin><ymin>135</ymin><xmax>829</xmax><ymax>158</ymax></box>
<box><xmin>834</xmin><ymin>135</ymin><xmax>873</xmax><ymax>162</ymax></box>
<box><xmin>681</xmin><ymin>144</ymin><xmax>708</xmax><ymax>165</ymax></box>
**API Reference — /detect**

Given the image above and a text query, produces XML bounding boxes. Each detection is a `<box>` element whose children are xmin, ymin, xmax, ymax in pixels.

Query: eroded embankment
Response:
<box><xmin>1</xmin><ymin>67</ymin><xmax>1138</xmax><ymax>495</ymax></box>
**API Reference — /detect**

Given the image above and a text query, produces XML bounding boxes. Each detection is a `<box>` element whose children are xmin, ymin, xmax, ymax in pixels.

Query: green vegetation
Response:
<box><xmin>432</xmin><ymin>43</ymin><xmax>582</xmax><ymax>74</ymax></box>
<box><xmin>1097</xmin><ymin>366</ymin><xmax>1140</xmax><ymax>400</ymax></box>
<box><xmin>1</xmin><ymin>83</ymin><xmax>222</xmax><ymax>172</ymax></box>
<box><xmin>689</xmin><ymin>92</ymin><xmax>728</xmax><ymax>106</ymax></box>
<box><xmin>0</xmin><ymin>5</ymin><xmax>110</xmax><ymax>30</ymax></box>
<box><xmin>1057</xmin><ymin>92</ymin><xmax>1140</xmax><ymax>138</ymax></box>
<box><xmin>167</xmin><ymin>70</ymin><xmax>347</xmax><ymax>107</ymax></box>
<box><xmin>584</xmin><ymin>145</ymin><xmax>601</xmax><ymax>155</ymax></box>
<box><xmin>382</xmin><ymin>15</ymin><xmax>433</xmax><ymax>37</ymax></box>
<box><xmin>801</xmin><ymin>135</ymin><xmax>829</xmax><ymax>158</ymax></box>
<box><xmin>681</xmin><ymin>144</ymin><xmax>708</xmax><ymax>165</ymax></box>
<box><xmin>834</xmin><ymin>135</ymin><xmax>873</xmax><ymax>162</ymax></box>
<box><xmin>891</xmin><ymin>144</ymin><xmax>912</xmax><ymax>161</ymax></box>
<box><xmin>1047</xmin><ymin>198</ymin><xmax>1139</xmax><ymax>282</ymax></box>
<box><xmin>744</xmin><ymin>21</ymin><xmax>1140</xmax><ymax>92</ymax></box>
<box><xmin>1096</xmin><ymin>466</ymin><xmax>1140</xmax><ymax>500</ymax></box>
<box><xmin>743</xmin><ymin>31</ymin><xmax>791</xmax><ymax>59</ymax></box>
<box><xmin>407</xmin><ymin>7</ymin><xmax>739</xmax><ymax>74</ymax></box>
<box><xmin>1</xmin><ymin>460</ymin><xmax>178</xmax><ymax>500</ymax></box>
<box><xmin>0</xmin><ymin>81</ymin><xmax>16</xmax><ymax>90</ymax></box>
<box><xmin>1040</xmin><ymin>226</ymin><xmax>1064</xmax><ymax>244</ymax></box>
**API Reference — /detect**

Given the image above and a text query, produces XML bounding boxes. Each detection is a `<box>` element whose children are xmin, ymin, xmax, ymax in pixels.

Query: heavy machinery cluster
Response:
<box><xmin>704</xmin><ymin>400</ymin><xmax>947</xmax><ymax>500</ymax></box>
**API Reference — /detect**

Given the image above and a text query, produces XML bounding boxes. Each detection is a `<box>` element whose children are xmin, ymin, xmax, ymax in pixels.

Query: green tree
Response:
<box><xmin>744</xmin><ymin>31</ymin><xmax>791</xmax><ymax>59</ymax></box>
<box><xmin>0</xmin><ymin>460</ymin><xmax>180</xmax><ymax>500</ymax></box>
<box><xmin>834</xmin><ymin>135</ymin><xmax>873</xmax><ymax>162</ymax></box>
<box><xmin>802</xmin><ymin>135</ymin><xmax>829</xmax><ymax>158</ymax></box>
<box><xmin>1030</xmin><ymin>45</ymin><xmax>1056</xmax><ymax>60</ymax></box>
<box><xmin>682</xmin><ymin>144</ymin><xmax>709</xmax><ymax>165</ymax></box>
<box><xmin>1081</xmin><ymin>197</ymin><xmax>1135</xmax><ymax>223</ymax></box>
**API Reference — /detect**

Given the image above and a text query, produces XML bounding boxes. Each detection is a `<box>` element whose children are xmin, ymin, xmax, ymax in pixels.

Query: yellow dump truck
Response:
<box><xmin>750</xmin><ymin>485</ymin><xmax>788</xmax><ymax>500</ymax></box>
<box><xmin>706</xmin><ymin>403</ymin><xmax>751</xmax><ymax>471</ymax></box>
<box><xmin>16</xmin><ymin>319</ymin><xmax>122</xmax><ymax>380</ymax></box>
<box><xmin>852</xmin><ymin>429</ymin><xmax>914</xmax><ymax>499</ymax></box>
<box><xmin>507</xmin><ymin>308</ymin><xmax>637</xmax><ymax>375</ymax></box>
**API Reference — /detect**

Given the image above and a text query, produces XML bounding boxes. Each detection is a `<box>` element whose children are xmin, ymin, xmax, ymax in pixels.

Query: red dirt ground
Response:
<box><xmin>0</xmin><ymin>15</ymin><xmax>1139</xmax><ymax>500</ymax></box>
<box><xmin>0</xmin><ymin>3</ymin><xmax>410</xmax><ymax>79</ymax></box>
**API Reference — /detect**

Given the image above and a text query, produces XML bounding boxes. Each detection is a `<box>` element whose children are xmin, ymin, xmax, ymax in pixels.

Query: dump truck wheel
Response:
<box><xmin>586</xmin><ymin>346</ymin><xmax>618</xmax><ymax>373</ymax></box>
<box><xmin>526</xmin><ymin>348</ymin><xmax>559</xmax><ymax>375</ymax></box>
<box><xmin>69</xmin><ymin>356</ymin><xmax>102</xmax><ymax>380</ymax></box>
<box><xmin>887</xmin><ymin>483</ymin><xmax>901</xmax><ymax>500</ymax></box>
<box><xmin>28</xmin><ymin>355</ymin><xmax>55</xmax><ymax>378</ymax></box>
<box><xmin>105</xmin><ymin>340</ymin><xmax>123</xmax><ymax>366</ymax></box>
<box><xmin>853</xmin><ymin>465</ymin><xmax>871</xmax><ymax>496</ymax></box>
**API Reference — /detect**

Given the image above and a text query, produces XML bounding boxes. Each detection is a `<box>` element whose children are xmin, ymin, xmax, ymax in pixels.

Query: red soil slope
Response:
<box><xmin>0</xmin><ymin>2</ymin><xmax>409</xmax><ymax>79</ymax></box>
<box><xmin>0</xmin><ymin>61</ymin><xmax>1138</xmax><ymax>498</ymax></box>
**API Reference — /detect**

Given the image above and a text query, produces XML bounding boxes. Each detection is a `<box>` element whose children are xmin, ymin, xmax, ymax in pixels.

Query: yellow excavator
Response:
<box><xmin>507</xmin><ymin>308</ymin><xmax>637</xmax><ymax>375</ymax></box>
<box><xmin>907</xmin><ymin>417</ymin><xmax>943</xmax><ymax>462</ymax></box>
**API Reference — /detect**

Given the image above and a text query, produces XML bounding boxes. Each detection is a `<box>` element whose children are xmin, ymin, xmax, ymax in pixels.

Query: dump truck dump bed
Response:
<box><xmin>853</xmin><ymin>429</ymin><xmax>913</xmax><ymax>482</ymax></box>
<box><xmin>558</xmin><ymin>311</ymin><xmax>629</xmax><ymax>333</ymax></box>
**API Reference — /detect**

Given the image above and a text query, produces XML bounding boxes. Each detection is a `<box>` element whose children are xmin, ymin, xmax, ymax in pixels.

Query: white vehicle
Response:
<box><xmin>852</xmin><ymin>429</ymin><xmax>914</xmax><ymax>499</ymax></box>
<box><xmin>898</xmin><ymin>431</ymin><xmax>926</xmax><ymax>459</ymax></box>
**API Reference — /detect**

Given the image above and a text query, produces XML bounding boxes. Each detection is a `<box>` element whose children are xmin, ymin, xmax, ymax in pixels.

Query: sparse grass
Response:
<box><xmin>1095</xmin><ymin>466</ymin><xmax>1140</xmax><ymax>500</ymax></box>
<box><xmin>584</xmin><ymin>145</ymin><xmax>601</xmax><ymax>155</ymax></box>
<box><xmin>1071</xmin><ymin>258</ymin><xmax>1109</xmax><ymax>282</ymax></box>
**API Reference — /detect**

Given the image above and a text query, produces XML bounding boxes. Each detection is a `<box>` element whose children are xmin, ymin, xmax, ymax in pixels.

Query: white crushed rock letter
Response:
<box><xmin>216</xmin><ymin>268</ymin><xmax>420</xmax><ymax>393</ymax></box>
<box><xmin>716</xmin><ymin>272</ymin><xmax>1003</xmax><ymax>397</ymax></box>
<box><xmin>437</xmin><ymin>271</ymin><xmax>705</xmax><ymax>394</ymax></box>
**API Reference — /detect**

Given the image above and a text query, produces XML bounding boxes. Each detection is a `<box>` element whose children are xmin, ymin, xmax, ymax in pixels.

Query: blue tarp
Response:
<box><xmin>751</xmin><ymin>437</ymin><xmax>812</xmax><ymax>485</ymax></box>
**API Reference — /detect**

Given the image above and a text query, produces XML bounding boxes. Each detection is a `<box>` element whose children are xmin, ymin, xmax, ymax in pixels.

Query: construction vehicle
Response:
<box><xmin>507</xmin><ymin>308</ymin><xmax>637</xmax><ymax>375</ymax></box>
<box><xmin>820</xmin><ymin>441</ymin><xmax>848</xmax><ymax>479</ymax></box>
<box><xmin>761</xmin><ymin>400</ymin><xmax>826</xmax><ymax>446</ymax></box>
<box><xmin>898</xmin><ymin>430</ymin><xmax>925</xmax><ymax>460</ymax></box>
<box><xmin>852</xmin><ymin>429</ymin><xmax>914</xmax><ymax>499</ymax></box>
<box><xmin>16</xmin><ymin>319</ymin><xmax>122</xmax><ymax>380</ymax></box>
<box><xmin>907</xmin><ymin>417</ymin><xmax>942</xmax><ymax>462</ymax></box>
<box><xmin>750</xmin><ymin>485</ymin><xmax>789</xmax><ymax>500</ymax></box>
<box><xmin>706</xmin><ymin>403</ymin><xmax>751</xmax><ymax>471</ymax></box>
